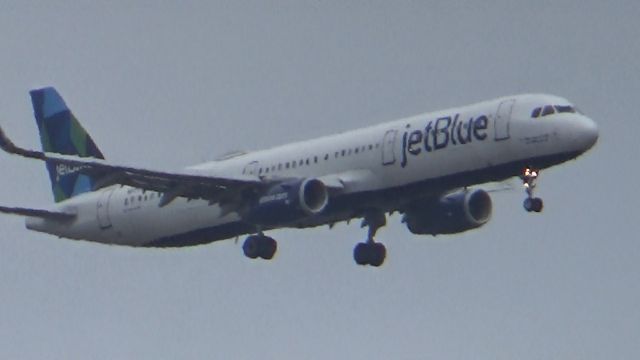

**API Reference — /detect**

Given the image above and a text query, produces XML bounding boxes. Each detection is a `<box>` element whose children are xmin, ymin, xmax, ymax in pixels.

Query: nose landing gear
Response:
<box><xmin>522</xmin><ymin>167</ymin><xmax>543</xmax><ymax>213</ymax></box>
<box><xmin>353</xmin><ymin>211</ymin><xmax>387</xmax><ymax>267</ymax></box>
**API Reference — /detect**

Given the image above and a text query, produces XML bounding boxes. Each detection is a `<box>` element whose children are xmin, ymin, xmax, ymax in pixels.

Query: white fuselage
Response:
<box><xmin>25</xmin><ymin>94</ymin><xmax>598</xmax><ymax>246</ymax></box>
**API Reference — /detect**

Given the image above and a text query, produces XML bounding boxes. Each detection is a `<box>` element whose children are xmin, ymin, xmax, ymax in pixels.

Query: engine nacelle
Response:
<box><xmin>403</xmin><ymin>189</ymin><xmax>492</xmax><ymax>235</ymax></box>
<box><xmin>245</xmin><ymin>178</ymin><xmax>329</xmax><ymax>226</ymax></box>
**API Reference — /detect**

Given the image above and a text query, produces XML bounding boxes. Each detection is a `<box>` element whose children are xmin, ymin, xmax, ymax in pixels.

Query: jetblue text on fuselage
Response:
<box><xmin>400</xmin><ymin>113</ymin><xmax>489</xmax><ymax>167</ymax></box>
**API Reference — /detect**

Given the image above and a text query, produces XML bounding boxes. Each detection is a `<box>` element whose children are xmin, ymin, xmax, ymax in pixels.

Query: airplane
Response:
<box><xmin>0</xmin><ymin>87</ymin><xmax>598</xmax><ymax>266</ymax></box>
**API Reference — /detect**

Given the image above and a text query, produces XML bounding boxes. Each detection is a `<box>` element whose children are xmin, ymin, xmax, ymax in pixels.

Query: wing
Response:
<box><xmin>0</xmin><ymin>205</ymin><xmax>75</xmax><ymax>221</ymax></box>
<box><xmin>0</xmin><ymin>125</ymin><xmax>265</xmax><ymax>207</ymax></box>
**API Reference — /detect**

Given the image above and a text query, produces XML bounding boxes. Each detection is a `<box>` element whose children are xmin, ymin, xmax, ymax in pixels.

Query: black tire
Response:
<box><xmin>369</xmin><ymin>243</ymin><xmax>386</xmax><ymax>267</ymax></box>
<box><xmin>242</xmin><ymin>235</ymin><xmax>260</xmax><ymax>259</ymax></box>
<box><xmin>353</xmin><ymin>242</ymin><xmax>370</xmax><ymax>265</ymax></box>
<box><xmin>523</xmin><ymin>198</ymin><xmax>533</xmax><ymax>212</ymax></box>
<box><xmin>532</xmin><ymin>198</ymin><xmax>544</xmax><ymax>213</ymax></box>
<box><xmin>260</xmin><ymin>236</ymin><xmax>278</xmax><ymax>260</ymax></box>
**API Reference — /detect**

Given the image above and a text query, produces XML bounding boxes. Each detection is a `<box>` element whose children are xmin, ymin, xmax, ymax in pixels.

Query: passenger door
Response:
<box><xmin>382</xmin><ymin>129</ymin><xmax>398</xmax><ymax>165</ymax></box>
<box><xmin>243</xmin><ymin>161</ymin><xmax>260</xmax><ymax>176</ymax></box>
<box><xmin>495</xmin><ymin>99</ymin><xmax>515</xmax><ymax>141</ymax></box>
<box><xmin>97</xmin><ymin>188</ymin><xmax>115</xmax><ymax>230</ymax></box>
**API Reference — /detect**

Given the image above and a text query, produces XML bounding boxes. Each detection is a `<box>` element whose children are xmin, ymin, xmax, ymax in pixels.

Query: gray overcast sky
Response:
<box><xmin>0</xmin><ymin>1</ymin><xmax>638</xmax><ymax>359</ymax></box>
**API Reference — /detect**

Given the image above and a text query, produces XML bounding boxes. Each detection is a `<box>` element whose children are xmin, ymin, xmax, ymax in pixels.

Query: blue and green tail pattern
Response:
<box><xmin>30</xmin><ymin>87</ymin><xmax>105</xmax><ymax>202</ymax></box>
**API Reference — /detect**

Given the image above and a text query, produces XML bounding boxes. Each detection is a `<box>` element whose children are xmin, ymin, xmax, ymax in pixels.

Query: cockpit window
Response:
<box><xmin>532</xmin><ymin>104</ymin><xmax>579</xmax><ymax>118</ymax></box>
<box><xmin>531</xmin><ymin>107</ymin><xmax>542</xmax><ymax>118</ymax></box>
<box><xmin>541</xmin><ymin>105</ymin><xmax>555</xmax><ymax>116</ymax></box>
<box><xmin>554</xmin><ymin>105</ymin><xmax>576</xmax><ymax>113</ymax></box>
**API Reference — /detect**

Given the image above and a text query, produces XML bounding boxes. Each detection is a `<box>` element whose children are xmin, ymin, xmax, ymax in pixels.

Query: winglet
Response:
<box><xmin>0</xmin><ymin>125</ymin><xmax>7</xmax><ymax>148</ymax></box>
<box><xmin>0</xmin><ymin>124</ymin><xmax>16</xmax><ymax>152</ymax></box>
<box><xmin>0</xmin><ymin>125</ymin><xmax>45</xmax><ymax>159</ymax></box>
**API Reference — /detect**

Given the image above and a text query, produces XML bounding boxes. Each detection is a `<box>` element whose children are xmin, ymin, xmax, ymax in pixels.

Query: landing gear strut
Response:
<box><xmin>522</xmin><ymin>167</ymin><xmax>543</xmax><ymax>213</ymax></box>
<box><xmin>353</xmin><ymin>211</ymin><xmax>387</xmax><ymax>267</ymax></box>
<box><xmin>243</xmin><ymin>233</ymin><xmax>277</xmax><ymax>260</ymax></box>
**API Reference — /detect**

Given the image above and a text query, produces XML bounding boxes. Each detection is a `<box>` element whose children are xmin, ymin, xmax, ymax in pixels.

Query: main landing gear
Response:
<box><xmin>522</xmin><ymin>167</ymin><xmax>543</xmax><ymax>213</ymax></box>
<box><xmin>242</xmin><ymin>233</ymin><xmax>277</xmax><ymax>260</ymax></box>
<box><xmin>353</xmin><ymin>211</ymin><xmax>387</xmax><ymax>267</ymax></box>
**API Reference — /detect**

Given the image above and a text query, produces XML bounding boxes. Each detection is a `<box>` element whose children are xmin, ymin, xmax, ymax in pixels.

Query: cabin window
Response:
<box><xmin>355</xmin><ymin>147</ymin><xmax>359</xmax><ymax>154</ymax></box>
<box><xmin>341</xmin><ymin>150</ymin><xmax>346</xmax><ymax>157</ymax></box>
<box><xmin>306</xmin><ymin>158</ymin><xmax>310</xmax><ymax>165</ymax></box>
<box><xmin>278</xmin><ymin>163</ymin><xmax>282</xmax><ymax>170</ymax></box>
<box><xmin>314</xmin><ymin>156</ymin><xmax>318</xmax><ymax>163</ymax></box>
<box><xmin>324</xmin><ymin>154</ymin><xmax>329</xmax><ymax>160</ymax></box>
<box><xmin>369</xmin><ymin>144</ymin><xmax>373</xmax><ymax>150</ymax></box>
<box><xmin>124</xmin><ymin>199</ymin><xmax>128</xmax><ymax>206</ymax></box>
<box><xmin>299</xmin><ymin>159</ymin><xmax>304</xmax><ymax>166</ymax></box>
<box><xmin>286</xmin><ymin>162</ymin><xmax>290</xmax><ymax>169</ymax></box>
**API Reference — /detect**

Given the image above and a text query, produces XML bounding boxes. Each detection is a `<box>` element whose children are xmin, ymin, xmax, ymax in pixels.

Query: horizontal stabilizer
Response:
<box><xmin>0</xmin><ymin>205</ymin><xmax>75</xmax><ymax>221</ymax></box>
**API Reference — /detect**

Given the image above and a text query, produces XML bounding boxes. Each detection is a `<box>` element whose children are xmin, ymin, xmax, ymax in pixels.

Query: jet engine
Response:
<box><xmin>403</xmin><ymin>189</ymin><xmax>492</xmax><ymax>235</ymax></box>
<box><xmin>245</xmin><ymin>178</ymin><xmax>329</xmax><ymax>226</ymax></box>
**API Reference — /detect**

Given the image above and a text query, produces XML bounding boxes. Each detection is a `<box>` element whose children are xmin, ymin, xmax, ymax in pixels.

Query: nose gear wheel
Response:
<box><xmin>522</xmin><ymin>167</ymin><xmax>543</xmax><ymax>213</ymax></box>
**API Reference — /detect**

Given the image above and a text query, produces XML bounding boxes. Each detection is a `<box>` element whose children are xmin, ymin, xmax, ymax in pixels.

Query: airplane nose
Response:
<box><xmin>580</xmin><ymin>116</ymin><xmax>599</xmax><ymax>150</ymax></box>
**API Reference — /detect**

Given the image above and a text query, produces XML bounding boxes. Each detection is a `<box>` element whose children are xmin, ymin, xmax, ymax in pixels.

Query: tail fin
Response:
<box><xmin>30</xmin><ymin>87</ymin><xmax>105</xmax><ymax>202</ymax></box>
